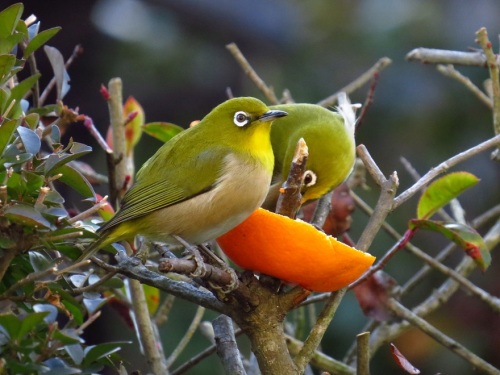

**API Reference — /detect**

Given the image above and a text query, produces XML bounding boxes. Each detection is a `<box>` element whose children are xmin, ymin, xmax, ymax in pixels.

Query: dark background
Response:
<box><xmin>6</xmin><ymin>1</ymin><xmax>500</xmax><ymax>373</ymax></box>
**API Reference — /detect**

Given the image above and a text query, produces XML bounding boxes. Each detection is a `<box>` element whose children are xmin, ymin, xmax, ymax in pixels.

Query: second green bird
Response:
<box><xmin>78</xmin><ymin>97</ymin><xmax>287</xmax><ymax>261</ymax></box>
<box><xmin>263</xmin><ymin>93</ymin><xmax>358</xmax><ymax>210</ymax></box>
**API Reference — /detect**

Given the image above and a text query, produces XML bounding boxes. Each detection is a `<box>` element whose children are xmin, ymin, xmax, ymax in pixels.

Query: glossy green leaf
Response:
<box><xmin>33</xmin><ymin>304</ymin><xmax>58</xmax><ymax>324</ymax></box>
<box><xmin>0</xmin><ymin>3</ymin><xmax>23</xmax><ymax>38</ymax></box>
<box><xmin>29</xmin><ymin>251</ymin><xmax>52</xmax><ymax>272</ymax></box>
<box><xmin>83</xmin><ymin>342</ymin><xmax>129</xmax><ymax>368</ymax></box>
<box><xmin>0</xmin><ymin>118</ymin><xmax>19</xmax><ymax>156</ymax></box>
<box><xmin>65</xmin><ymin>344</ymin><xmax>85</xmax><ymax>365</ymax></box>
<box><xmin>2</xmin><ymin>153</ymin><xmax>33</xmax><ymax>168</ymax></box>
<box><xmin>23</xmin><ymin>27</ymin><xmax>61</xmax><ymax>58</ymax></box>
<box><xmin>44</xmin><ymin>45</ymin><xmax>70</xmax><ymax>100</ymax></box>
<box><xmin>25</xmin><ymin>171</ymin><xmax>44</xmax><ymax>194</ymax></box>
<box><xmin>143</xmin><ymin>121</ymin><xmax>184</xmax><ymax>142</ymax></box>
<box><xmin>417</xmin><ymin>172</ymin><xmax>479</xmax><ymax>219</ymax></box>
<box><xmin>9</xmin><ymin>73</ymin><xmax>41</xmax><ymax>104</ymax></box>
<box><xmin>23</xmin><ymin>112</ymin><xmax>40</xmax><ymax>130</ymax></box>
<box><xmin>42</xmin><ymin>142</ymin><xmax>92</xmax><ymax>175</ymax></box>
<box><xmin>4</xmin><ymin>204</ymin><xmax>53</xmax><ymax>229</ymax></box>
<box><xmin>44</xmin><ymin>190</ymin><xmax>65</xmax><ymax>204</ymax></box>
<box><xmin>0</xmin><ymin>87</ymin><xmax>9</xmax><ymax>112</ymax></box>
<box><xmin>52</xmin><ymin>329</ymin><xmax>81</xmax><ymax>346</ymax></box>
<box><xmin>409</xmin><ymin>219</ymin><xmax>491</xmax><ymax>271</ymax></box>
<box><xmin>18</xmin><ymin>312</ymin><xmax>49</xmax><ymax>340</ymax></box>
<box><xmin>0</xmin><ymin>313</ymin><xmax>21</xmax><ymax>339</ymax></box>
<box><xmin>53</xmin><ymin>164</ymin><xmax>96</xmax><ymax>199</ymax></box>
<box><xmin>62</xmin><ymin>299</ymin><xmax>85</xmax><ymax>325</ymax></box>
<box><xmin>0</xmin><ymin>54</ymin><xmax>16</xmax><ymax>84</ymax></box>
<box><xmin>0</xmin><ymin>33</ymin><xmax>24</xmax><ymax>56</ymax></box>
<box><xmin>17</xmin><ymin>126</ymin><xmax>41</xmax><ymax>155</ymax></box>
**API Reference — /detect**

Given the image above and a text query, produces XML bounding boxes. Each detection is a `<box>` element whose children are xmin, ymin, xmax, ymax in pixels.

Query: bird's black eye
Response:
<box><xmin>303</xmin><ymin>170</ymin><xmax>317</xmax><ymax>187</ymax></box>
<box><xmin>233</xmin><ymin>111</ymin><xmax>250</xmax><ymax>127</ymax></box>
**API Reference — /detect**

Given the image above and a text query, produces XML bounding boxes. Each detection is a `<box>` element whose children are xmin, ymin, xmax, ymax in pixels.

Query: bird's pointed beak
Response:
<box><xmin>258</xmin><ymin>109</ymin><xmax>288</xmax><ymax>122</ymax></box>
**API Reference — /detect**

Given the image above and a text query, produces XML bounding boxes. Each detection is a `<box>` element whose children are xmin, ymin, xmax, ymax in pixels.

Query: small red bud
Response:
<box><xmin>100</xmin><ymin>84</ymin><xmax>110</xmax><ymax>101</ymax></box>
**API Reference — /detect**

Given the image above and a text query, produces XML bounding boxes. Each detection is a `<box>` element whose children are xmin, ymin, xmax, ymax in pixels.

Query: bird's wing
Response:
<box><xmin>99</xmin><ymin>143</ymin><xmax>226</xmax><ymax>233</ymax></box>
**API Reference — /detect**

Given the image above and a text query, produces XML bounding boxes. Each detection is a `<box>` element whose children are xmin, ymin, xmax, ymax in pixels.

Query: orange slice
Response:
<box><xmin>217</xmin><ymin>208</ymin><xmax>375</xmax><ymax>292</ymax></box>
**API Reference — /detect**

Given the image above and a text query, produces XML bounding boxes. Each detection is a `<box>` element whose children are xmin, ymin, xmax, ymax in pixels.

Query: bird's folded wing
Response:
<box><xmin>98</xmin><ymin>148</ymin><xmax>226</xmax><ymax>233</ymax></box>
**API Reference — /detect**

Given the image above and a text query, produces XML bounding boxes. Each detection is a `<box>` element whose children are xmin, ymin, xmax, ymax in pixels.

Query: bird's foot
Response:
<box><xmin>181</xmin><ymin>245</ymin><xmax>207</xmax><ymax>278</ymax></box>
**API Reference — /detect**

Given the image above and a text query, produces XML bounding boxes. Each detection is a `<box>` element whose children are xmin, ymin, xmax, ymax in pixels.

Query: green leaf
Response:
<box><xmin>417</xmin><ymin>172</ymin><xmax>479</xmax><ymax>219</ymax></box>
<box><xmin>9</xmin><ymin>73</ymin><xmax>41</xmax><ymax>104</ymax></box>
<box><xmin>0</xmin><ymin>118</ymin><xmax>20</xmax><ymax>156</ymax></box>
<box><xmin>0</xmin><ymin>54</ymin><xmax>16</xmax><ymax>85</ymax></box>
<box><xmin>23</xmin><ymin>112</ymin><xmax>40</xmax><ymax>130</ymax></box>
<box><xmin>18</xmin><ymin>312</ymin><xmax>49</xmax><ymax>340</ymax></box>
<box><xmin>53</xmin><ymin>164</ymin><xmax>96</xmax><ymax>199</ymax></box>
<box><xmin>0</xmin><ymin>3</ymin><xmax>23</xmax><ymax>38</ymax></box>
<box><xmin>23</xmin><ymin>27</ymin><xmax>61</xmax><ymax>58</ymax></box>
<box><xmin>83</xmin><ymin>342</ymin><xmax>129</xmax><ymax>368</ymax></box>
<box><xmin>41</xmin><ymin>142</ymin><xmax>92</xmax><ymax>175</ymax></box>
<box><xmin>409</xmin><ymin>219</ymin><xmax>491</xmax><ymax>271</ymax></box>
<box><xmin>44</xmin><ymin>45</ymin><xmax>70</xmax><ymax>100</ymax></box>
<box><xmin>25</xmin><ymin>171</ymin><xmax>44</xmax><ymax>194</ymax></box>
<box><xmin>143</xmin><ymin>121</ymin><xmax>184</xmax><ymax>142</ymax></box>
<box><xmin>33</xmin><ymin>304</ymin><xmax>58</xmax><ymax>324</ymax></box>
<box><xmin>17</xmin><ymin>126</ymin><xmax>41</xmax><ymax>155</ymax></box>
<box><xmin>4</xmin><ymin>204</ymin><xmax>53</xmax><ymax>229</ymax></box>
<box><xmin>52</xmin><ymin>329</ymin><xmax>81</xmax><ymax>346</ymax></box>
<box><xmin>2</xmin><ymin>152</ymin><xmax>33</xmax><ymax>168</ymax></box>
<box><xmin>0</xmin><ymin>87</ymin><xmax>9</xmax><ymax>112</ymax></box>
<box><xmin>29</xmin><ymin>251</ymin><xmax>52</xmax><ymax>272</ymax></box>
<box><xmin>0</xmin><ymin>313</ymin><xmax>21</xmax><ymax>340</ymax></box>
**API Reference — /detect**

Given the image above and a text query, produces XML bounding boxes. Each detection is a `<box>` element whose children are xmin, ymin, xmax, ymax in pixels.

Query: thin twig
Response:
<box><xmin>476</xmin><ymin>27</ymin><xmax>500</xmax><ymax>160</ymax></box>
<box><xmin>436</xmin><ymin>64</ymin><xmax>492</xmax><ymax>109</ymax></box>
<box><xmin>170</xmin><ymin>328</ymin><xmax>244</xmax><ymax>375</ymax></box>
<box><xmin>294</xmin><ymin>289</ymin><xmax>347</xmax><ymax>373</ymax></box>
<box><xmin>393</xmin><ymin>133</ymin><xmax>500</xmax><ymax>209</ymax></box>
<box><xmin>387</xmin><ymin>298</ymin><xmax>500</xmax><ymax>374</ymax></box>
<box><xmin>406</xmin><ymin>48</ymin><xmax>494</xmax><ymax>67</ymax></box>
<box><xmin>226</xmin><ymin>43</ymin><xmax>279</xmax><ymax>104</ymax></box>
<box><xmin>166</xmin><ymin>306</ymin><xmax>206</xmax><ymax>368</ymax></box>
<box><xmin>317</xmin><ymin>57</ymin><xmax>392</xmax><ymax>108</ymax></box>
<box><xmin>154</xmin><ymin>294</ymin><xmax>176</xmax><ymax>326</ymax></box>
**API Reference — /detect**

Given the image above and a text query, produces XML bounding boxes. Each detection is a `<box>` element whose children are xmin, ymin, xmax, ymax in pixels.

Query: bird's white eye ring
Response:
<box><xmin>303</xmin><ymin>170</ymin><xmax>317</xmax><ymax>187</ymax></box>
<box><xmin>233</xmin><ymin>111</ymin><xmax>250</xmax><ymax>127</ymax></box>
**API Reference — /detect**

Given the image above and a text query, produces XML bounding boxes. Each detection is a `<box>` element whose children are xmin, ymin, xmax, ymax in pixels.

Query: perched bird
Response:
<box><xmin>78</xmin><ymin>97</ymin><xmax>287</xmax><ymax>261</ymax></box>
<box><xmin>263</xmin><ymin>93</ymin><xmax>358</xmax><ymax>211</ymax></box>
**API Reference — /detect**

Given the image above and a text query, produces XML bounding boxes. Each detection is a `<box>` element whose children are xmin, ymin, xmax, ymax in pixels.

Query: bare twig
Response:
<box><xmin>387</xmin><ymin>298</ymin><xmax>500</xmax><ymax>374</ymax></box>
<box><xmin>213</xmin><ymin>315</ymin><xmax>246</xmax><ymax>375</ymax></box>
<box><xmin>436</xmin><ymin>64</ymin><xmax>492</xmax><ymax>108</ymax></box>
<box><xmin>286</xmin><ymin>334</ymin><xmax>354</xmax><ymax>375</ymax></box>
<box><xmin>317</xmin><ymin>57</ymin><xmax>392</xmax><ymax>108</ymax></box>
<box><xmin>476</xmin><ymin>27</ymin><xmax>500</xmax><ymax>160</ymax></box>
<box><xmin>226</xmin><ymin>43</ymin><xmax>279</xmax><ymax>104</ymax></box>
<box><xmin>275</xmin><ymin>138</ymin><xmax>308</xmax><ymax>218</ymax></box>
<box><xmin>393</xmin><ymin>133</ymin><xmax>500</xmax><ymax>209</ymax></box>
<box><xmin>294</xmin><ymin>289</ymin><xmax>347</xmax><ymax>373</ymax></box>
<box><xmin>66</xmin><ymin>196</ymin><xmax>109</xmax><ymax>224</ymax></box>
<box><xmin>406</xmin><ymin>48</ymin><xmax>494</xmax><ymax>67</ymax></box>
<box><xmin>166</xmin><ymin>306</ymin><xmax>206</xmax><ymax>368</ymax></box>
<box><xmin>154</xmin><ymin>294</ymin><xmax>176</xmax><ymax>326</ymax></box>
<box><xmin>356</xmin><ymin>332</ymin><xmax>370</xmax><ymax>375</ymax></box>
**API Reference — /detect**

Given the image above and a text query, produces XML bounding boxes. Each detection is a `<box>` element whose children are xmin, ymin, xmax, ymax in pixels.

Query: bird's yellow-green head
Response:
<box><xmin>265</xmin><ymin>94</ymin><xmax>358</xmax><ymax>209</ymax></box>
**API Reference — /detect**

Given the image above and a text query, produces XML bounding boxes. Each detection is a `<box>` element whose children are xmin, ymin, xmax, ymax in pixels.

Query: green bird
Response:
<box><xmin>78</xmin><ymin>97</ymin><xmax>287</xmax><ymax>261</ymax></box>
<box><xmin>263</xmin><ymin>93</ymin><xmax>358</xmax><ymax>211</ymax></box>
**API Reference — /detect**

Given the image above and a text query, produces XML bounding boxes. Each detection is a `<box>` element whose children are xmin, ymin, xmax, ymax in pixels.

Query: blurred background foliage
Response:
<box><xmin>5</xmin><ymin>0</ymin><xmax>500</xmax><ymax>373</ymax></box>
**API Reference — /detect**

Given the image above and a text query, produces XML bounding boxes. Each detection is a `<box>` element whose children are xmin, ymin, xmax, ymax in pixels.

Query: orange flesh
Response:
<box><xmin>217</xmin><ymin>208</ymin><xmax>375</xmax><ymax>292</ymax></box>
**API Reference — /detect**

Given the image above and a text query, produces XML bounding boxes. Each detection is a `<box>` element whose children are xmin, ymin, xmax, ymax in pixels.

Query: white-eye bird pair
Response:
<box><xmin>78</xmin><ymin>94</ymin><xmax>358</xmax><ymax>261</ymax></box>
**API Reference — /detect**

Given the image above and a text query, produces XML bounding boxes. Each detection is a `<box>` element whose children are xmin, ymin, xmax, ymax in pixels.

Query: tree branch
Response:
<box><xmin>213</xmin><ymin>315</ymin><xmax>247</xmax><ymax>375</ymax></box>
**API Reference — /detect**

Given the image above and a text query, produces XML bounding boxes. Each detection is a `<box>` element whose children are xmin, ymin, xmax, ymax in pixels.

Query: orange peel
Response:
<box><xmin>217</xmin><ymin>208</ymin><xmax>375</xmax><ymax>292</ymax></box>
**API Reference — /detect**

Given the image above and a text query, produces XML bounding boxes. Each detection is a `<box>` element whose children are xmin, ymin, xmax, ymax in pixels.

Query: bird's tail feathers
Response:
<box><xmin>76</xmin><ymin>234</ymin><xmax>108</xmax><ymax>263</ymax></box>
<box><xmin>336</xmin><ymin>92</ymin><xmax>361</xmax><ymax>134</ymax></box>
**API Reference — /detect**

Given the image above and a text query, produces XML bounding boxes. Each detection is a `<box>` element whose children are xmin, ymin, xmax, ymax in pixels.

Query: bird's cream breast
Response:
<box><xmin>139</xmin><ymin>153</ymin><xmax>271</xmax><ymax>244</ymax></box>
